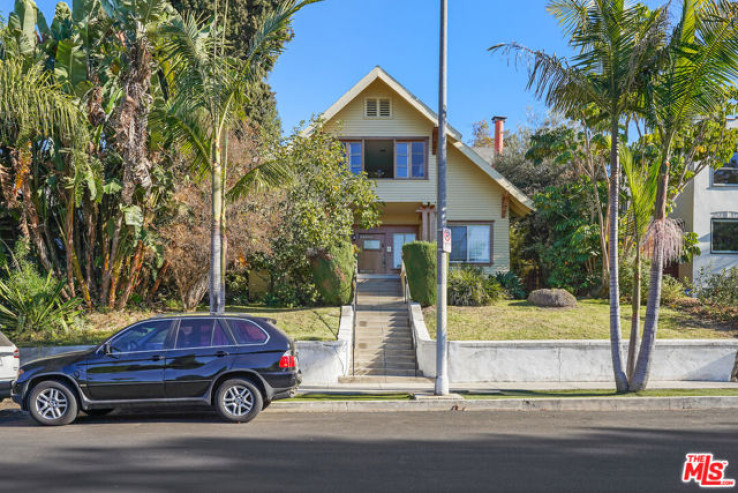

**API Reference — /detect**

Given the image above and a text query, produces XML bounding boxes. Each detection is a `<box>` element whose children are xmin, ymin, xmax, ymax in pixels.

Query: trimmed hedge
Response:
<box><xmin>402</xmin><ymin>241</ymin><xmax>436</xmax><ymax>307</ymax></box>
<box><xmin>309</xmin><ymin>242</ymin><xmax>356</xmax><ymax>305</ymax></box>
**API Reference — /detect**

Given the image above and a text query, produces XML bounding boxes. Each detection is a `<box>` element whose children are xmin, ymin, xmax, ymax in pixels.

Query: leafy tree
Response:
<box><xmin>630</xmin><ymin>0</ymin><xmax>738</xmax><ymax>391</ymax></box>
<box><xmin>169</xmin><ymin>0</ymin><xmax>292</xmax><ymax>127</ymax></box>
<box><xmin>492</xmin><ymin>0</ymin><xmax>669</xmax><ymax>391</ymax></box>
<box><xmin>470</xmin><ymin>120</ymin><xmax>494</xmax><ymax>148</ymax></box>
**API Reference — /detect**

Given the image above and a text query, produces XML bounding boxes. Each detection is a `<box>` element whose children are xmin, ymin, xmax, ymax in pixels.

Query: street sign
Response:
<box><xmin>442</xmin><ymin>227</ymin><xmax>452</xmax><ymax>253</ymax></box>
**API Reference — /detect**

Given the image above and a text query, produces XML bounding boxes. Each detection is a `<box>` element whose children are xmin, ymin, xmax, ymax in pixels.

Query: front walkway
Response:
<box><xmin>350</xmin><ymin>276</ymin><xmax>419</xmax><ymax>377</ymax></box>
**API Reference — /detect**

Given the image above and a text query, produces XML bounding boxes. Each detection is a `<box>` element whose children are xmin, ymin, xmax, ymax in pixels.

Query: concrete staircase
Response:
<box><xmin>350</xmin><ymin>276</ymin><xmax>419</xmax><ymax>377</ymax></box>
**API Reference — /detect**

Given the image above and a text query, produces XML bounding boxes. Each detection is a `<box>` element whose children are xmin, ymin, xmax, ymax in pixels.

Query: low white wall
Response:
<box><xmin>295</xmin><ymin>305</ymin><xmax>354</xmax><ymax>385</ymax></box>
<box><xmin>19</xmin><ymin>306</ymin><xmax>355</xmax><ymax>385</ymax></box>
<box><xmin>408</xmin><ymin>301</ymin><xmax>738</xmax><ymax>382</ymax></box>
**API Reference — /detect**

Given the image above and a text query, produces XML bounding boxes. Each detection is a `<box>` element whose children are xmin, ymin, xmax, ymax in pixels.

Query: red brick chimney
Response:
<box><xmin>492</xmin><ymin>116</ymin><xmax>506</xmax><ymax>155</ymax></box>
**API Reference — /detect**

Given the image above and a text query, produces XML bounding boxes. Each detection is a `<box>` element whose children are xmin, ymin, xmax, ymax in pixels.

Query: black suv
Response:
<box><xmin>12</xmin><ymin>314</ymin><xmax>300</xmax><ymax>426</ymax></box>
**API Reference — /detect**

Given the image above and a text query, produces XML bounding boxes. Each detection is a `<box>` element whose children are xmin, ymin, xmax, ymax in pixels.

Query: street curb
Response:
<box><xmin>268</xmin><ymin>396</ymin><xmax>738</xmax><ymax>413</ymax></box>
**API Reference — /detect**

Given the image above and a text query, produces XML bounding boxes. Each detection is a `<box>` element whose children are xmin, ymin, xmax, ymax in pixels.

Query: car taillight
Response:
<box><xmin>279</xmin><ymin>353</ymin><xmax>296</xmax><ymax>369</ymax></box>
<box><xmin>13</xmin><ymin>348</ymin><xmax>19</xmax><ymax>359</ymax></box>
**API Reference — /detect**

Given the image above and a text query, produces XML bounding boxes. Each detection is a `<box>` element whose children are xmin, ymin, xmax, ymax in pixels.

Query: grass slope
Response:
<box><xmin>423</xmin><ymin>299</ymin><xmax>738</xmax><ymax>340</ymax></box>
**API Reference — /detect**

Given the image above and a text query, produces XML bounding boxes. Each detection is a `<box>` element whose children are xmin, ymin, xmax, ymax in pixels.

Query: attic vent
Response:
<box><xmin>365</xmin><ymin>98</ymin><xmax>391</xmax><ymax>118</ymax></box>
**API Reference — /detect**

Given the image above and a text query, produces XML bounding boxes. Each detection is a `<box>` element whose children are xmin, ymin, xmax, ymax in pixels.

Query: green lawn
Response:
<box><xmin>16</xmin><ymin>305</ymin><xmax>340</xmax><ymax>347</ymax></box>
<box><xmin>423</xmin><ymin>299</ymin><xmax>738</xmax><ymax>340</ymax></box>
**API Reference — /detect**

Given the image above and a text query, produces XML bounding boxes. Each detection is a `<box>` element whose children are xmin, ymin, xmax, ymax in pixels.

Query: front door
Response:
<box><xmin>357</xmin><ymin>234</ymin><xmax>385</xmax><ymax>273</ymax></box>
<box><xmin>85</xmin><ymin>320</ymin><xmax>174</xmax><ymax>400</ymax></box>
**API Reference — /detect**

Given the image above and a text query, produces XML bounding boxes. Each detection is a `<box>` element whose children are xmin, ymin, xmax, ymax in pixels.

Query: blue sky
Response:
<box><xmin>3</xmin><ymin>0</ymin><xmax>665</xmax><ymax>140</ymax></box>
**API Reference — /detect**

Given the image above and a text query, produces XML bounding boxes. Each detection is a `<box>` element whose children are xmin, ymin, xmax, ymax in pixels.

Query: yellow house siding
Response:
<box><xmin>326</xmin><ymin>80</ymin><xmax>436</xmax><ymax>203</ymax></box>
<box><xmin>447</xmin><ymin>145</ymin><xmax>510</xmax><ymax>272</ymax></box>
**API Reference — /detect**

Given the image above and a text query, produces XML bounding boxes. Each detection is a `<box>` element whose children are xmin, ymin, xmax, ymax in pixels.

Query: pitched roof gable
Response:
<box><xmin>306</xmin><ymin>66</ymin><xmax>534</xmax><ymax>214</ymax></box>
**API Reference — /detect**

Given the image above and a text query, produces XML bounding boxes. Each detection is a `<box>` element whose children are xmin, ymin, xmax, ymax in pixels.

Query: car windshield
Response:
<box><xmin>0</xmin><ymin>330</ymin><xmax>12</xmax><ymax>347</ymax></box>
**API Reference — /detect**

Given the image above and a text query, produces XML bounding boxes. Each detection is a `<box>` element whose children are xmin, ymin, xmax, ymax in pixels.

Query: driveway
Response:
<box><xmin>0</xmin><ymin>403</ymin><xmax>736</xmax><ymax>492</ymax></box>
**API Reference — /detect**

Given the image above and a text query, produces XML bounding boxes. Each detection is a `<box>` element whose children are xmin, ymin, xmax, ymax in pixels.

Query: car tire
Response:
<box><xmin>28</xmin><ymin>380</ymin><xmax>79</xmax><ymax>426</ymax></box>
<box><xmin>84</xmin><ymin>408</ymin><xmax>114</xmax><ymax>417</ymax></box>
<box><xmin>215</xmin><ymin>379</ymin><xmax>263</xmax><ymax>423</ymax></box>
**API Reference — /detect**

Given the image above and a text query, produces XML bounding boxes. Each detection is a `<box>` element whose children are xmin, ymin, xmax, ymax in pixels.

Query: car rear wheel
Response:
<box><xmin>215</xmin><ymin>379</ymin><xmax>263</xmax><ymax>423</ymax></box>
<box><xmin>28</xmin><ymin>380</ymin><xmax>79</xmax><ymax>426</ymax></box>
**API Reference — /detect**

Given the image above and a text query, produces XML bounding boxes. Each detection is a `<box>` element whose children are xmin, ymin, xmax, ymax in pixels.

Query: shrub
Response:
<box><xmin>403</xmin><ymin>241</ymin><xmax>436</xmax><ymax>307</ymax></box>
<box><xmin>0</xmin><ymin>242</ymin><xmax>80</xmax><ymax>338</ymax></box>
<box><xmin>660</xmin><ymin>275</ymin><xmax>685</xmax><ymax>305</ymax></box>
<box><xmin>308</xmin><ymin>242</ymin><xmax>356</xmax><ymax>306</ymax></box>
<box><xmin>495</xmin><ymin>271</ymin><xmax>526</xmax><ymax>299</ymax></box>
<box><xmin>447</xmin><ymin>265</ymin><xmax>504</xmax><ymax>306</ymax></box>
<box><xmin>693</xmin><ymin>266</ymin><xmax>738</xmax><ymax>307</ymax></box>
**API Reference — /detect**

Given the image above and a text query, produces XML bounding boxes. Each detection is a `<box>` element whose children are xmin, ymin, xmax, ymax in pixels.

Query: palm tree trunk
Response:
<box><xmin>626</xmin><ymin>241</ymin><xmax>641</xmax><ymax>383</ymax></box>
<box><xmin>608</xmin><ymin>117</ymin><xmax>628</xmax><ymax>392</ymax></box>
<box><xmin>630</xmin><ymin>159</ymin><xmax>670</xmax><ymax>391</ymax></box>
<box><xmin>209</xmin><ymin>133</ymin><xmax>224</xmax><ymax>314</ymax></box>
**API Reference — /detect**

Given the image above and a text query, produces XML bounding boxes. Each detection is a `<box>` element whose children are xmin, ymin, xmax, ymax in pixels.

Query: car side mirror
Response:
<box><xmin>103</xmin><ymin>342</ymin><xmax>113</xmax><ymax>356</ymax></box>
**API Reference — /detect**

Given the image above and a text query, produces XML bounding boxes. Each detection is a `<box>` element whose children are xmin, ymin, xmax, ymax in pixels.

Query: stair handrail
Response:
<box><xmin>352</xmin><ymin>260</ymin><xmax>358</xmax><ymax>376</ymax></box>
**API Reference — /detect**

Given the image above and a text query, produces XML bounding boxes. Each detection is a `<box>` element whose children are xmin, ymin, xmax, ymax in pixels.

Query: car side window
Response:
<box><xmin>229</xmin><ymin>319</ymin><xmax>268</xmax><ymax>345</ymax></box>
<box><xmin>111</xmin><ymin>321</ymin><xmax>173</xmax><ymax>353</ymax></box>
<box><xmin>211</xmin><ymin>321</ymin><xmax>234</xmax><ymax>347</ymax></box>
<box><xmin>176</xmin><ymin>319</ymin><xmax>217</xmax><ymax>349</ymax></box>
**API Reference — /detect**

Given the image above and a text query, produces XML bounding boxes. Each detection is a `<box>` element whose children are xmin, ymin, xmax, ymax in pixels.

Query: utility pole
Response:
<box><xmin>435</xmin><ymin>0</ymin><xmax>449</xmax><ymax>396</ymax></box>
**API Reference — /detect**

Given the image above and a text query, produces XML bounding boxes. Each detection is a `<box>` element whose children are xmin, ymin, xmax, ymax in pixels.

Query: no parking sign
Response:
<box><xmin>442</xmin><ymin>227</ymin><xmax>452</xmax><ymax>253</ymax></box>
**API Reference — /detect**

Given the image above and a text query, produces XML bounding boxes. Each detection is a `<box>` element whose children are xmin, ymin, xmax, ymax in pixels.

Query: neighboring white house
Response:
<box><xmin>673</xmin><ymin>120</ymin><xmax>738</xmax><ymax>281</ymax></box>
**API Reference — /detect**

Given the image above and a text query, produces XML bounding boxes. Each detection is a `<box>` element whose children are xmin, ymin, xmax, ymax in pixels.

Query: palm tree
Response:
<box><xmin>630</xmin><ymin>0</ymin><xmax>738</xmax><ymax>390</ymax></box>
<box><xmin>620</xmin><ymin>146</ymin><xmax>658</xmax><ymax>381</ymax></box>
<box><xmin>491</xmin><ymin>0</ymin><xmax>667</xmax><ymax>391</ymax></box>
<box><xmin>160</xmin><ymin>1</ymin><xmax>314</xmax><ymax>313</ymax></box>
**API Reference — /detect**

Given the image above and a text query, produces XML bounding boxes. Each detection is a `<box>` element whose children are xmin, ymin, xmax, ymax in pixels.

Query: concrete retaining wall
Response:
<box><xmin>19</xmin><ymin>306</ymin><xmax>355</xmax><ymax>385</ymax></box>
<box><xmin>408</xmin><ymin>301</ymin><xmax>738</xmax><ymax>382</ymax></box>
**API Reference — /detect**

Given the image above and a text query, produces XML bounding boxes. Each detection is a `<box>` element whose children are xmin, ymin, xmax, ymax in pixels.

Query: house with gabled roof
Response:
<box><xmin>304</xmin><ymin>66</ymin><xmax>533</xmax><ymax>275</ymax></box>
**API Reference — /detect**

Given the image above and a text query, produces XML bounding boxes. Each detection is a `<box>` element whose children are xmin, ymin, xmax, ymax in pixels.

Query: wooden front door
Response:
<box><xmin>357</xmin><ymin>234</ymin><xmax>385</xmax><ymax>273</ymax></box>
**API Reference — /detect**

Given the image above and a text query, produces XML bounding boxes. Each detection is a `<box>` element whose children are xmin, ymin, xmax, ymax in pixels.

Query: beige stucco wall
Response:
<box><xmin>325</xmin><ymin>79</ymin><xmax>511</xmax><ymax>272</ymax></box>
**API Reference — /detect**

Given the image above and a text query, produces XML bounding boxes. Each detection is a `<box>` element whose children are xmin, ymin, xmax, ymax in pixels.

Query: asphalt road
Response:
<box><xmin>0</xmin><ymin>405</ymin><xmax>736</xmax><ymax>493</ymax></box>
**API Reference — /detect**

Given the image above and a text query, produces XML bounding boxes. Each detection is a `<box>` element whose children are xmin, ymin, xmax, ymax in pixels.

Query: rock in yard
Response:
<box><xmin>528</xmin><ymin>289</ymin><xmax>577</xmax><ymax>308</ymax></box>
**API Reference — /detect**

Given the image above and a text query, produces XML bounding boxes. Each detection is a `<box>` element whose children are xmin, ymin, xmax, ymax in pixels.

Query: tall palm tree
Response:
<box><xmin>630</xmin><ymin>0</ymin><xmax>738</xmax><ymax>390</ymax></box>
<box><xmin>160</xmin><ymin>0</ymin><xmax>314</xmax><ymax>313</ymax></box>
<box><xmin>620</xmin><ymin>146</ymin><xmax>658</xmax><ymax>381</ymax></box>
<box><xmin>491</xmin><ymin>0</ymin><xmax>667</xmax><ymax>391</ymax></box>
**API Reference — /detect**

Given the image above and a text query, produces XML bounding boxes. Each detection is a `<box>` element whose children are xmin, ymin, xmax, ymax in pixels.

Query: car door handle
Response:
<box><xmin>216</xmin><ymin>351</ymin><xmax>228</xmax><ymax>358</ymax></box>
<box><xmin>151</xmin><ymin>355</ymin><xmax>163</xmax><ymax>361</ymax></box>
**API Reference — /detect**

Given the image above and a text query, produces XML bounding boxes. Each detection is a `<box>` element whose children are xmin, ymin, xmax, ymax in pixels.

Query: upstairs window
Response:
<box><xmin>365</xmin><ymin>98</ymin><xmax>391</xmax><ymax>118</ymax></box>
<box><xmin>714</xmin><ymin>153</ymin><xmax>738</xmax><ymax>186</ymax></box>
<box><xmin>342</xmin><ymin>139</ymin><xmax>427</xmax><ymax>179</ymax></box>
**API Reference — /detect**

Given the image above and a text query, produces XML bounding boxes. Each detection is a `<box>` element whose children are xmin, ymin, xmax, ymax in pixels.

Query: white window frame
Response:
<box><xmin>394</xmin><ymin>141</ymin><xmax>426</xmax><ymax>179</ymax></box>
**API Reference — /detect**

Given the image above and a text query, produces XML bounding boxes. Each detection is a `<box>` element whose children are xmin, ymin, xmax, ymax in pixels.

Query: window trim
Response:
<box><xmin>340</xmin><ymin>137</ymin><xmax>429</xmax><ymax>180</ymax></box>
<box><xmin>448</xmin><ymin>221</ymin><xmax>494</xmax><ymax>265</ymax></box>
<box><xmin>711</xmin><ymin>218</ymin><xmax>738</xmax><ymax>254</ymax></box>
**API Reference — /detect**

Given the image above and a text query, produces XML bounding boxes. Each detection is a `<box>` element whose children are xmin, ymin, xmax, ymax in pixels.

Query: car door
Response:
<box><xmin>164</xmin><ymin>318</ymin><xmax>234</xmax><ymax>398</ymax></box>
<box><xmin>85</xmin><ymin>320</ymin><xmax>174</xmax><ymax>400</ymax></box>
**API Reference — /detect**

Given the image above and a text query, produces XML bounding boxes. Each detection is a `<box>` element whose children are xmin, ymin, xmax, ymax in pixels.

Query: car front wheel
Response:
<box><xmin>215</xmin><ymin>379</ymin><xmax>263</xmax><ymax>423</ymax></box>
<box><xmin>28</xmin><ymin>380</ymin><xmax>79</xmax><ymax>426</ymax></box>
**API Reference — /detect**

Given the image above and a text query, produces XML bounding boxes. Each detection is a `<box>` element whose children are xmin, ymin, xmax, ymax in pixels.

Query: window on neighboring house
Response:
<box><xmin>712</xmin><ymin>219</ymin><xmax>738</xmax><ymax>253</ymax></box>
<box><xmin>365</xmin><ymin>98</ymin><xmax>391</xmax><ymax>118</ymax></box>
<box><xmin>342</xmin><ymin>139</ymin><xmax>427</xmax><ymax>179</ymax></box>
<box><xmin>449</xmin><ymin>224</ymin><xmax>492</xmax><ymax>263</ymax></box>
<box><xmin>714</xmin><ymin>153</ymin><xmax>738</xmax><ymax>185</ymax></box>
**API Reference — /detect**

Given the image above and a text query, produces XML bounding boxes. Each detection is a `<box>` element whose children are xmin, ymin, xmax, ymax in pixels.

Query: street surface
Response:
<box><xmin>0</xmin><ymin>404</ymin><xmax>736</xmax><ymax>492</ymax></box>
